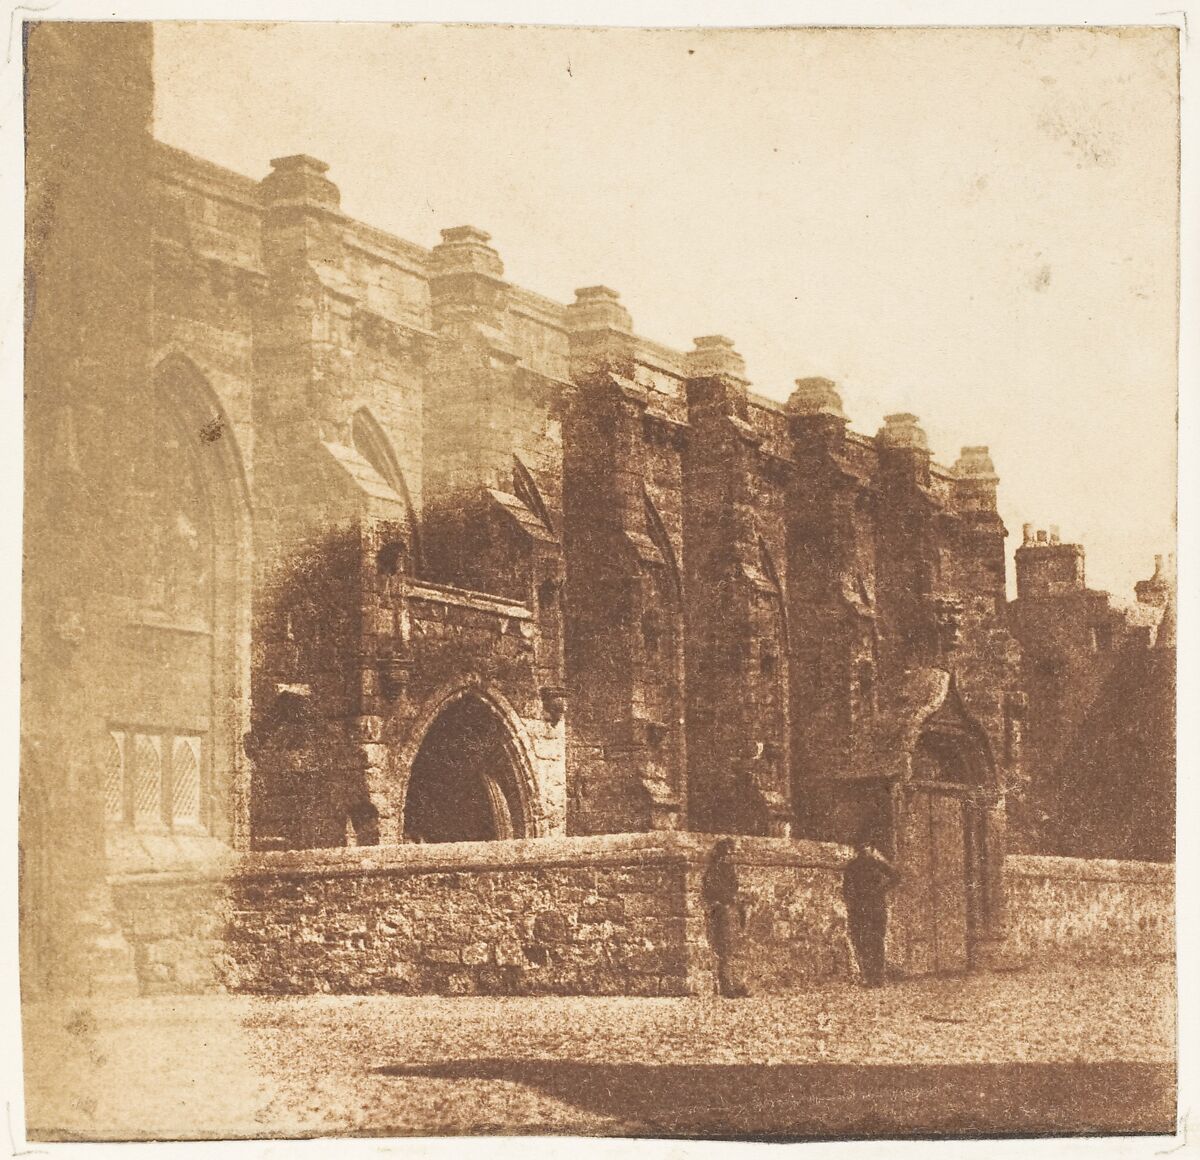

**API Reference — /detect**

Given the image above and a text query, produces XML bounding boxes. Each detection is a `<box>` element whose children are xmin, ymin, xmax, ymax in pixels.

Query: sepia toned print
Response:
<box><xmin>19</xmin><ymin>20</ymin><xmax>1177</xmax><ymax>1142</ymax></box>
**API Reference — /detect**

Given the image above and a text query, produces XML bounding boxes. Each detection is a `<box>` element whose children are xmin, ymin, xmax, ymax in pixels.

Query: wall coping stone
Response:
<box><xmin>1005</xmin><ymin>854</ymin><xmax>1173</xmax><ymax>884</ymax></box>
<box><xmin>236</xmin><ymin>832</ymin><xmax>848</xmax><ymax>881</ymax></box>
<box><xmin>108</xmin><ymin>840</ymin><xmax>1173</xmax><ymax>890</ymax></box>
<box><xmin>110</xmin><ymin>832</ymin><xmax>849</xmax><ymax>887</ymax></box>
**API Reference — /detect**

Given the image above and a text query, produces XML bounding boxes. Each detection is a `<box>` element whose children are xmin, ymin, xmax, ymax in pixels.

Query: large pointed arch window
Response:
<box><xmin>101</xmin><ymin>365</ymin><xmax>248</xmax><ymax>838</ymax></box>
<box><xmin>352</xmin><ymin>408</ymin><xmax>405</xmax><ymax>494</ymax></box>
<box><xmin>120</xmin><ymin>400</ymin><xmax>214</xmax><ymax>627</ymax></box>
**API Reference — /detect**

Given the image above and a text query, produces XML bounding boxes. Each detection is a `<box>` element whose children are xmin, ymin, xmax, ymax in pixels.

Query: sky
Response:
<box><xmin>152</xmin><ymin>23</ymin><xmax>1179</xmax><ymax>600</ymax></box>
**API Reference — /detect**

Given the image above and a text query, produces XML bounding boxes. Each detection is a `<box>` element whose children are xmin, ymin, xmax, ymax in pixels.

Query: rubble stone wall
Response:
<box><xmin>110</xmin><ymin>833</ymin><xmax>856</xmax><ymax>996</ymax></box>
<box><xmin>224</xmin><ymin>836</ymin><xmax>708</xmax><ymax>997</ymax></box>
<box><xmin>712</xmin><ymin>838</ymin><xmax>853</xmax><ymax>992</ymax></box>
<box><xmin>1001</xmin><ymin>854</ymin><xmax>1173</xmax><ymax>966</ymax></box>
<box><xmin>109</xmin><ymin>841</ymin><xmax>1173</xmax><ymax>997</ymax></box>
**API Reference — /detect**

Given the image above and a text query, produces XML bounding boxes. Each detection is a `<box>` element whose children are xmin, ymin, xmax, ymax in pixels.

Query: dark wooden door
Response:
<box><xmin>891</xmin><ymin>787</ymin><xmax>970</xmax><ymax>975</ymax></box>
<box><xmin>929</xmin><ymin>792</ymin><xmax>969</xmax><ymax>971</ymax></box>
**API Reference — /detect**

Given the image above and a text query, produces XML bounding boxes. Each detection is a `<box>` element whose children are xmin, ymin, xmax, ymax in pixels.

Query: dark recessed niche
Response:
<box><xmin>376</xmin><ymin>541</ymin><xmax>406</xmax><ymax>575</ymax></box>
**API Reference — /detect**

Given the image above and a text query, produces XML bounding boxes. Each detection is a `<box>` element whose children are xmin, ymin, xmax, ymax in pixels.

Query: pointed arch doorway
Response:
<box><xmin>402</xmin><ymin>693</ymin><xmax>531</xmax><ymax>843</ymax></box>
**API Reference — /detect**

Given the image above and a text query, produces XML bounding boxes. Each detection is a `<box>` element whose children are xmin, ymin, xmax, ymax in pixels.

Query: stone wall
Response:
<box><xmin>110</xmin><ymin>873</ymin><xmax>233</xmax><ymax>995</ymax></box>
<box><xmin>229</xmin><ymin>835</ymin><xmax>710</xmax><ymax>997</ymax></box>
<box><xmin>717</xmin><ymin>838</ymin><xmax>853</xmax><ymax>992</ymax></box>
<box><xmin>109</xmin><ymin>833</ymin><xmax>853</xmax><ymax>997</ymax></box>
<box><xmin>1001</xmin><ymin>854</ymin><xmax>1173</xmax><ymax>966</ymax></box>
<box><xmin>109</xmin><ymin>841</ymin><xmax>1173</xmax><ymax>997</ymax></box>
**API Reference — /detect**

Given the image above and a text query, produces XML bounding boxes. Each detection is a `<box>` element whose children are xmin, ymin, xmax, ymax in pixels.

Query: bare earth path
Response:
<box><xmin>21</xmin><ymin>960</ymin><xmax>1175</xmax><ymax>1142</ymax></box>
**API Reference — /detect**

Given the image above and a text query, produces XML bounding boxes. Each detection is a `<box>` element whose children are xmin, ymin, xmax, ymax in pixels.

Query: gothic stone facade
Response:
<box><xmin>1011</xmin><ymin>539</ymin><xmax>1175</xmax><ymax>861</ymax></box>
<box><xmin>21</xmin><ymin>24</ymin><xmax>1170</xmax><ymax>998</ymax></box>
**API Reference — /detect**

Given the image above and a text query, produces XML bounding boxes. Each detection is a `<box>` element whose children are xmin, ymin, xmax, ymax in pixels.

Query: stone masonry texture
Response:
<box><xmin>106</xmin><ymin>836</ymin><xmax>1172</xmax><ymax>998</ymax></box>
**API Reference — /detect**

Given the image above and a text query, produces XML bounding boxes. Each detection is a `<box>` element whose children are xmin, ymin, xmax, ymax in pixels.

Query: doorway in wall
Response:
<box><xmin>403</xmin><ymin>693</ymin><xmax>528</xmax><ymax>843</ymax></box>
<box><xmin>889</xmin><ymin>728</ymin><xmax>987</xmax><ymax>975</ymax></box>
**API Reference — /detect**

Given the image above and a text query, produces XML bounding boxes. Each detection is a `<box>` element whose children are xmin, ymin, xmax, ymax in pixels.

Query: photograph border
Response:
<box><xmin>2</xmin><ymin>3</ymin><xmax>1194</xmax><ymax>1156</ymax></box>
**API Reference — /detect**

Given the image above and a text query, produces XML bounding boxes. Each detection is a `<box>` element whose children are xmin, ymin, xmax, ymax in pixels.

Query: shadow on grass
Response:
<box><xmin>373</xmin><ymin>1059</ymin><xmax>1176</xmax><ymax>1140</ymax></box>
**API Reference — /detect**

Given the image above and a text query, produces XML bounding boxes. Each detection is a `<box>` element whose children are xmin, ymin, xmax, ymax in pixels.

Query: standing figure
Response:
<box><xmin>842</xmin><ymin>836</ymin><xmax>900</xmax><ymax>987</ymax></box>
<box><xmin>704</xmin><ymin>838</ymin><xmax>749</xmax><ymax>997</ymax></box>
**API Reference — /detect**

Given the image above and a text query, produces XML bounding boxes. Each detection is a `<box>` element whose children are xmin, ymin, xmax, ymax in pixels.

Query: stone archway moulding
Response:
<box><xmin>391</xmin><ymin>677</ymin><xmax>548</xmax><ymax>840</ymax></box>
<box><xmin>895</xmin><ymin>670</ymin><xmax>998</xmax><ymax>791</ymax></box>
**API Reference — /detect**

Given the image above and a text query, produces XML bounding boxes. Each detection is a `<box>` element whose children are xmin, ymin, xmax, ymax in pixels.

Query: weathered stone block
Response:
<box><xmin>493</xmin><ymin>939</ymin><xmax>526</xmax><ymax>967</ymax></box>
<box><xmin>530</xmin><ymin>910</ymin><xmax>570</xmax><ymax>943</ymax></box>
<box><xmin>622</xmin><ymin>892</ymin><xmax>674</xmax><ymax>918</ymax></box>
<box><xmin>578</xmin><ymin>899</ymin><xmax>610</xmax><ymax>923</ymax></box>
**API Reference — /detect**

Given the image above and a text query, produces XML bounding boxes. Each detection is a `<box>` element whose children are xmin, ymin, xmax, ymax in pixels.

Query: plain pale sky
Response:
<box><xmin>153</xmin><ymin>23</ymin><xmax>1179</xmax><ymax>600</ymax></box>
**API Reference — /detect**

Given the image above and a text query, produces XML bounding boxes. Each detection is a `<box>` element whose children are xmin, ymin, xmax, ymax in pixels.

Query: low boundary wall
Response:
<box><xmin>1001</xmin><ymin>854</ymin><xmax>1174</xmax><ymax>966</ymax></box>
<box><xmin>107</xmin><ymin>839</ymin><xmax>1174</xmax><ymax>996</ymax></box>
<box><xmin>109</xmin><ymin>833</ymin><xmax>851</xmax><ymax>997</ymax></box>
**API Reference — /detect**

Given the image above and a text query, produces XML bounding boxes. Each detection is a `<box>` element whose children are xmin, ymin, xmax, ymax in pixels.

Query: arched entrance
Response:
<box><xmin>889</xmin><ymin>709</ymin><xmax>991</xmax><ymax>976</ymax></box>
<box><xmin>402</xmin><ymin>694</ymin><xmax>530</xmax><ymax>843</ymax></box>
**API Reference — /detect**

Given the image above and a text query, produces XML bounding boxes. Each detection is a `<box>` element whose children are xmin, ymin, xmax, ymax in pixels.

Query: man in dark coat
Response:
<box><xmin>705</xmin><ymin>838</ymin><xmax>749</xmax><ymax>997</ymax></box>
<box><xmin>842</xmin><ymin>837</ymin><xmax>900</xmax><ymax>987</ymax></box>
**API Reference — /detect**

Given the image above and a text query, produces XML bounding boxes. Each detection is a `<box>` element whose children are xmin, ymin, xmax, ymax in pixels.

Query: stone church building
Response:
<box><xmin>21</xmin><ymin>24</ymin><xmax>1173</xmax><ymax>998</ymax></box>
